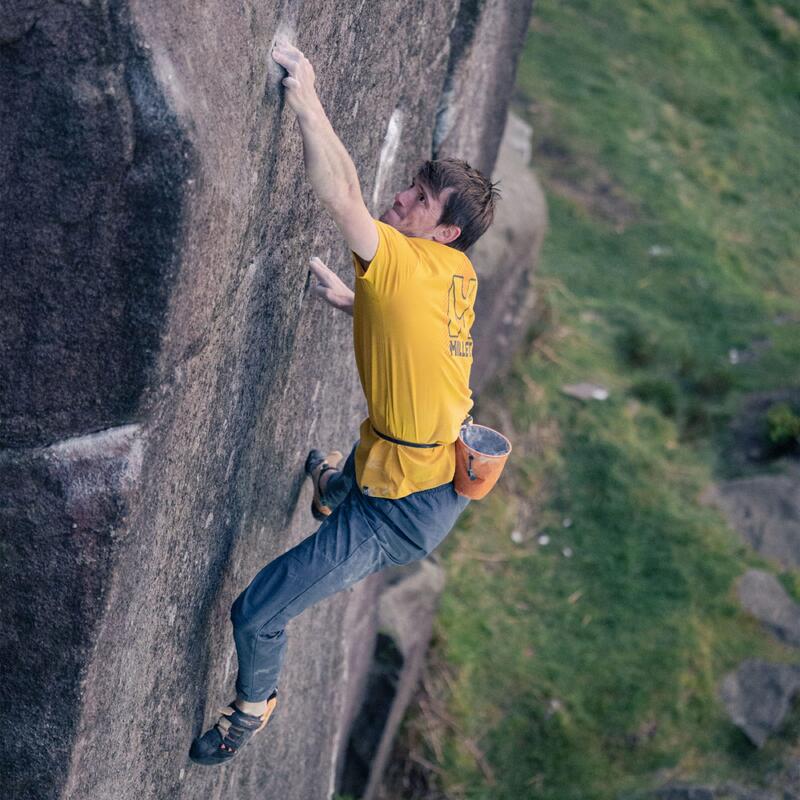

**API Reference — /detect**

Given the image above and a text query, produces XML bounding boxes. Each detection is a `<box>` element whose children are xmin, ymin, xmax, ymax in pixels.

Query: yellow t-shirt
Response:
<box><xmin>351</xmin><ymin>219</ymin><xmax>478</xmax><ymax>499</ymax></box>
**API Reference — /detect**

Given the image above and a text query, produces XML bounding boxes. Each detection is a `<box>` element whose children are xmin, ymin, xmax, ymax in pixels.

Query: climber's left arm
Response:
<box><xmin>271</xmin><ymin>42</ymin><xmax>378</xmax><ymax>264</ymax></box>
<box><xmin>308</xmin><ymin>256</ymin><xmax>354</xmax><ymax>316</ymax></box>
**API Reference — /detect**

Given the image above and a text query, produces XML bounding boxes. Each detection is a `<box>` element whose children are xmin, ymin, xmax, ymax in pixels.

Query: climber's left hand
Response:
<box><xmin>271</xmin><ymin>42</ymin><xmax>323</xmax><ymax>123</ymax></box>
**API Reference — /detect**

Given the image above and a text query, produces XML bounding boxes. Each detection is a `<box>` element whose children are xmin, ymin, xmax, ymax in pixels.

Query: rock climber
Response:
<box><xmin>189</xmin><ymin>40</ymin><xmax>499</xmax><ymax>766</ymax></box>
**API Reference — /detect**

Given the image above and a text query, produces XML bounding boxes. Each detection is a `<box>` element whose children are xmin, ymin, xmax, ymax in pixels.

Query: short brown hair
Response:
<box><xmin>416</xmin><ymin>158</ymin><xmax>500</xmax><ymax>251</ymax></box>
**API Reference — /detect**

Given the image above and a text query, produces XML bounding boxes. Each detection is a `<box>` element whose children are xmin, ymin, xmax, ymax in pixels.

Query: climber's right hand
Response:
<box><xmin>308</xmin><ymin>257</ymin><xmax>354</xmax><ymax>317</ymax></box>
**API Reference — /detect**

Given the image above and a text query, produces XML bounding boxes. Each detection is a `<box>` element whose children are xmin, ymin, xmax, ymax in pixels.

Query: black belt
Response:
<box><xmin>371</xmin><ymin>425</ymin><xmax>441</xmax><ymax>449</ymax></box>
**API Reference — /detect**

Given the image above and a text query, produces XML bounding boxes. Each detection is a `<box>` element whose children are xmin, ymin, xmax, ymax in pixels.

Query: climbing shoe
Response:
<box><xmin>189</xmin><ymin>691</ymin><xmax>278</xmax><ymax>766</ymax></box>
<box><xmin>305</xmin><ymin>448</ymin><xmax>343</xmax><ymax>521</ymax></box>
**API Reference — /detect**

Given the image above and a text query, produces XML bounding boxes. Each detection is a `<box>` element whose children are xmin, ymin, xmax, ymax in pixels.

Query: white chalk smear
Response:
<box><xmin>372</xmin><ymin>108</ymin><xmax>403</xmax><ymax>211</ymax></box>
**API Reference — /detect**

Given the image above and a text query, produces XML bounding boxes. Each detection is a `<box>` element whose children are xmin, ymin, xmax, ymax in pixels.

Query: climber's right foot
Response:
<box><xmin>305</xmin><ymin>449</ymin><xmax>343</xmax><ymax>521</ymax></box>
<box><xmin>189</xmin><ymin>692</ymin><xmax>278</xmax><ymax>766</ymax></box>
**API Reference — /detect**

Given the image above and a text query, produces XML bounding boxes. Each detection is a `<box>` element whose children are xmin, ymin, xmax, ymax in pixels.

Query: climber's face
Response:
<box><xmin>380</xmin><ymin>177</ymin><xmax>459</xmax><ymax>245</ymax></box>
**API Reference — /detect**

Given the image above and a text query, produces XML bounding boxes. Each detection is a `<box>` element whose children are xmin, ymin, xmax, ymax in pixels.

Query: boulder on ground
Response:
<box><xmin>469</xmin><ymin>111</ymin><xmax>547</xmax><ymax>393</ymax></box>
<box><xmin>339</xmin><ymin>558</ymin><xmax>446</xmax><ymax>800</ymax></box>
<box><xmin>656</xmin><ymin>782</ymin><xmax>781</xmax><ymax>800</ymax></box>
<box><xmin>738</xmin><ymin>569</ymin><xmax>800</xmax><ymax>647</ymax></box>
<box><xmin>562</xmin><ymin>382</ymin><xmax>610</xmax><ymax>401</ymax></box>
<box><xmin>719</xmin><ymin>659</ymin><xmax>800</xmax><ymax>747</ymax></box>
<box><xmin>700</xmin><ymin>463</ymin><xmax>800</xmax><ymax>569</ymax></box>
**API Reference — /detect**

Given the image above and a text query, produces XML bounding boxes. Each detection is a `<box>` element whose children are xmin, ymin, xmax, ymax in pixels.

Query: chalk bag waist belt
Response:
<box><xmin>370</xmin><ymin>424</ymin><xmax>441</xmax><ymax>449</ymax></box>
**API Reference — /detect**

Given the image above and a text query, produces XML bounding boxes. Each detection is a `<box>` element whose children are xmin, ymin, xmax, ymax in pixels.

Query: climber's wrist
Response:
<box><xmin>294</xmin><ymin>96</ymin><xmax>326</xmax><ymax>129</ymax></box>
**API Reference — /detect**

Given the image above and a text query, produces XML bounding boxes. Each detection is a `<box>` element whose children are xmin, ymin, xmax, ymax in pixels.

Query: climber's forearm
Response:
<box><xmin>340</xmin><ymin>291</ymin><xmax>354</xmax><ymax>317</ymax></box>
<box><xmin>271</xmin><ymin>40</ymin><xmax>361</xmax><ymax>209</ymax></box>
<box><xmin>272</xmin><ymin>42</ymin><xmax>378</xmax><ymax>260</ymax></box>
<box><xmin>297</xmin><ymin>108</ymin><xmax>363</xmax><ymax>214</ymax></box>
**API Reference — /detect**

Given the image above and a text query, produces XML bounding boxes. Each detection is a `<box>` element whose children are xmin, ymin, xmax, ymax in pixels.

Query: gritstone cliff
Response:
<box><xmin>0</xmin><ymin>1</ymin><xmax>540</xmax><ymax>798</ymax></box>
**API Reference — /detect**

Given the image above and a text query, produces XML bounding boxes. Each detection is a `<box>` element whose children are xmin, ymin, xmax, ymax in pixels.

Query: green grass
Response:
<box><xmin>418</xmin><ymin>2</ymin><xmax>800</xmax><ymax>798</ymax></box>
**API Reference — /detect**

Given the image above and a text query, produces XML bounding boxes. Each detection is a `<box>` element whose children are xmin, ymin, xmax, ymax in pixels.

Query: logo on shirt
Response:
<box><xmin>448</xmin><ymin>275</ymin><xmax>477</xmax><ymax>358</ymax></box>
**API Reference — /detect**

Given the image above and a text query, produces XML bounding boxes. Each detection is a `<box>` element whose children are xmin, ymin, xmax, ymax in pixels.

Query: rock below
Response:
<box><xmin>561</xmin><ymin>382</ymin><xmax>610</xmax><ymax>401</ymax></box>
<box><xmin>719</xmin><ymin>659</ymin><xmax>800</xmax><ymax>747</ymax></box>
<box><xmin>469</xmin><ymin>110</ymin><xmax>547</xmax><ymax>393</ymax></box>
<box><xmin>339</xmin><ymin>558</ymin><xmax>446</xmax><ymax>800</ymax></box>
<box><xmin>656</xmin><ymin>782</ymin><xmax>781</xmax><ymax>800</ymax></box>
<box><xmin>655</xmin><ymin>788</ymin><xmax>717</xmax><ymax>800</ymax></box>
<box><xmin>700</xmin><ymin>463</ymin><xmax>800</xmax><ymax>568</ymax></box>
<box><xmin>738</xmin><ymin>569</ymin><xmax>800</xmax><ymax>647</ymax></box>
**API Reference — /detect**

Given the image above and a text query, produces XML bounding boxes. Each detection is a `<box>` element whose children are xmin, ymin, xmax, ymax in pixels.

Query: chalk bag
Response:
<box><xmin>454</xmin><ymin>422</ymin><xmax>512</xmax><ymax>500</ymax></box>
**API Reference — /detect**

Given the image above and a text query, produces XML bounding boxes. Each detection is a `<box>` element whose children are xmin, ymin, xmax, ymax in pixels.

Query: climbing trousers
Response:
<box><xmin>230</xmin><ymin>442</ymin><xmax>470</xmax><ymax>702</ymax></box>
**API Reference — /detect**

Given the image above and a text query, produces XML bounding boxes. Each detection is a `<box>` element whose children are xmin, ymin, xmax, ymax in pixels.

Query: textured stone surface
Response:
<box><xmin>562</xmin><ymin>382</ymin><xmax>610</xmax><ymax>402</ymax></box>
<box><xmin>470</xmin><ymin>111</ymin><xmax>547</xmax><ymax>393</ymax></box>
<box><xmin>1</xmin><ymin>1</ymin><xmax>534</xmax><ymax>799</ymax></box>
<box><xmin>0</xmin><ymin>1</ymin><xmax>189</xmax><ymax>448</ymax></box>
<box><xmin>656</xmin><ymin>788</ymin><xmax>717</xmax><ymax>800</ymax></box>
<box><xmin>656</xmin><ymin>783</ymin><xmax>781</xmax><ymax>800</ymax></box>
<box><xmin>355</xmin><ymin>559</ymin><xmax>447</xmax><ymax>800</ymax></box>
<box><xmin>340</xmin><ymin>633</ymin><xmax>407</xmax><ymax>797</ymax></box>
<box><xmin>719</xmin><ymin>659</ymin><xmax>800</xmax><ymax>747</ymax></box>
<box><xmin>0</xmin><ymin>425</ymin><xmax>143</xmax><ymax>799</ymax></box>
<box><xmin>738</xmin><ymin>569</ymin><xmax>800</xmax><ymax>647</ymax></box>
<box><xmin>656</xmin><ymin>761</ymin><xmax>800</xmax><ymax>800</ymax></box>
<box><xmin>700</xmin><ymin>461</ymin><xmax>800</xmax><ymax>568</ymax></box>
<box><xmin>435</xmin><ymin>0</ymin><xmax>535</xmax><ymax>176</ymax></box>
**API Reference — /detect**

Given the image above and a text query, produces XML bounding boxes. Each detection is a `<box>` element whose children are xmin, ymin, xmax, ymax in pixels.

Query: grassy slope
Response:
<box><xmin>427</xmin><ymin>2</ymin><xmax>800</xmax><ymax>798</ymax></box>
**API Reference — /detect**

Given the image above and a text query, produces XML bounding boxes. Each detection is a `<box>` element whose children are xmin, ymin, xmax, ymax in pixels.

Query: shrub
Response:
<box><xmin>680</xmin><ymin>398</ymin><xmax>713</xmax><ymax>440</ymax></box>
<box><xmin>690</xmin><ymin>365</ymin><xmax>736</xmax><ymax>399</ymax></box>
<box><xmin>615</xmin><ymin>320</ymin><xmax>659</xmax><ymax>368</ymax></box>
<box><xmin>630</xmin><ymin>377</ymin><xmax>679</xmax><ymax>417</ymax></box>
<box><xmin>678</xmin><ymin>357</ymin><xmax>736</xmax><ymax>400</ymax></box>
<box><xmin>765</xmin><ymin>403</ymin><xmax>800</xmax><ymax>454</ymax></box>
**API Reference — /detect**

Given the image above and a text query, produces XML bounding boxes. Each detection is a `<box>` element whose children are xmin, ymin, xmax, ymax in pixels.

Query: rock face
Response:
<box><xmin>738</xmin><ymin>569</ymin><xmax>800</xmax><ymax>647</ymax></box>
<box><xmin>656</xmin><ymin>760</ymin><xmax>800</xmax><ymax>800</ymax></box>
<box><xmin>656</xmin><ymin>783</ymin><xmax>783</xmax><ymax>800</ymax></box>
<box><xmin>719</xmin><ymin>659</ymin><xmax>800</xmax><ymax>747</ymax></box>
<box><xmin>469</xmin><ymin>111</ymin><xmax>547</xmax><ymax>392</ymax></box>
<box><xmin>339</xmin><ymin>559</ymin><xmax>447</xmax><ymax>800</ymax></box>
<box><xmin>434</xmin><ymin>0</ymin><xmax>535</xmax><ymax>177</ymax></box>
<box><xmin>700</xmin><ymin>461</ymin><xmax>800</xmax><ymax>568</ymax></box>
<box><xmin>0</xmin><ymin>2</ymin><xmax>535</xmax><ymax>799</ymax></box>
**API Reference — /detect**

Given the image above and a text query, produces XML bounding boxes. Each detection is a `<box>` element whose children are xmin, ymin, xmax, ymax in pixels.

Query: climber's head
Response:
<box><xmin>380</xmin><ymin>158</ymin><xmax>500</xmax><ymax>251</ymax></box>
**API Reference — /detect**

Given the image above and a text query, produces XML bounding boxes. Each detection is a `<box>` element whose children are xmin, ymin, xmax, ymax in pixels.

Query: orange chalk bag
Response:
<box><xmin>453</xmin><ymin>416</ymin><xmax>512</xmax><ymax>500</ymax></box>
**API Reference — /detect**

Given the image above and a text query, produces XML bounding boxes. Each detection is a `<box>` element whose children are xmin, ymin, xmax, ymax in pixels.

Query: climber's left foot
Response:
<box><xmin>189</xmin><ymin>691</ymin><xmax>277</xmax><ymax>766</ymax></box>
<box><xmin>305</xmin><ymin>449</ymin><xmax>343</xmax><ymax>521</ymax></box>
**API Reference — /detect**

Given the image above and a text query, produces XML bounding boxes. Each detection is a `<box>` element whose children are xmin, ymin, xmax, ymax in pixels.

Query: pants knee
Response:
<box><xmin>230</xmin><ymin>592</ymin><xmax>260</xmax><ymax>638</ymax></box>
<box><xmin>231</xmin><ymin>591</ymin><xmax>284</xmax><ymax>640</ymax></box>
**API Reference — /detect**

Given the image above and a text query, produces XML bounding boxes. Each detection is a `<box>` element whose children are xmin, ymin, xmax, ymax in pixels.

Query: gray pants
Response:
<box><xmin>230</xmin><ymin>443</ymin><xmax>469</xmax><ymax>701</ymax></box>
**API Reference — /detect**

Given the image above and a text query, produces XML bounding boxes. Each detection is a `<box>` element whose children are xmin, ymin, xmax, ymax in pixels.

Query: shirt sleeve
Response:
<box><xmin>352</xmin><ymin>219</ymin><xmax>417</xmax><ymax>296</ymax></box>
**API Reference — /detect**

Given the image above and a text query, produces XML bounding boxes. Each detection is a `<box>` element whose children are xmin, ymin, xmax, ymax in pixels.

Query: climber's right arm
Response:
<box><xmin>272</xmin><ymin>42</ymin><xmax>378</xmax><ymax>263</ymax></box>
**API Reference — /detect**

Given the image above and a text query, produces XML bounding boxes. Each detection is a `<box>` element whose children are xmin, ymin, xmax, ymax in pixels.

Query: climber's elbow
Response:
<box><xmin>324</xmin><ymin>191</ymin><xmax>379</xmax><ymax>263</ymax></box>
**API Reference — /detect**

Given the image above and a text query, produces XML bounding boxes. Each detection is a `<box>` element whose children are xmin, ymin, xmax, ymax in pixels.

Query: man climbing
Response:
<box><xmin>189</xmin><ymin>41</ymin><xmax>499</xmax><ymax>766</ymax></box>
